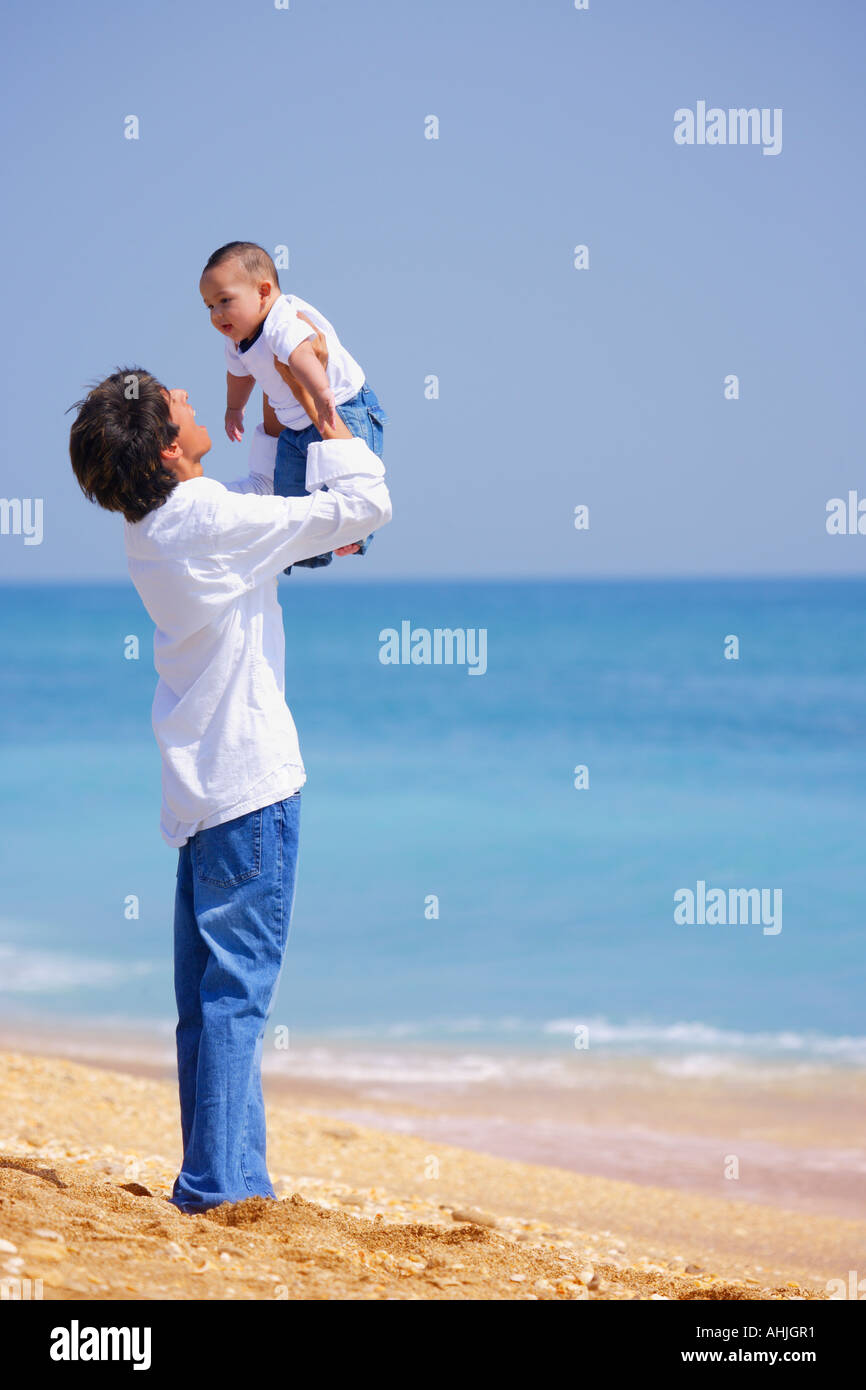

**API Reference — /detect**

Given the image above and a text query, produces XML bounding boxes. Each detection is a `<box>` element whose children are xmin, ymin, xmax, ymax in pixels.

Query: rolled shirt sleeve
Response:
<box><xmin>224</xmin><ymin>424</ymin><xmax>278</xmax><ymax>496</ymax></box>
<box><xmin>206</xmin><ymin>436</ymin><xmax>391</xmax><ymax>589</ymax></box>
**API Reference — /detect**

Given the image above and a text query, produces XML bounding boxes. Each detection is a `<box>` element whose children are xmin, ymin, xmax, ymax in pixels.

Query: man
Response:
<box><xmin>68</xmin><ymin>346</ymin><xmax>392</xmax><ymax>1213</ymax></box>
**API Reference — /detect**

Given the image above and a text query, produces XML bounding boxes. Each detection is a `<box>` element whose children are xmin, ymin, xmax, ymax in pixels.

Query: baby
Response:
<box><xmin>200</xmin><ymin>241</ymin><xmax>387</xmax><ymax>574</ymax></box>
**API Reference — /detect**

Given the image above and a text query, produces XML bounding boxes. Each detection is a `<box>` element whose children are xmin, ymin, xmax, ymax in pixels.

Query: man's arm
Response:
<box><xmin>226</xmin><ymin>391</ymin><xmax>362</xmax><ymax>556</ymax></box>
<box><xmin>262</xmin><ymin>392</ymin><xmax>282</xmax><ymax>440</ymax></box>
<box><xmin>208</xmin><ymin>435</ymin><xmax>391</xmax><ymax>587</ymax></box>
<box><xmin>226</xmin><ymin>376</ymin><xmax>353</xmax><ymax>496</ymax></box>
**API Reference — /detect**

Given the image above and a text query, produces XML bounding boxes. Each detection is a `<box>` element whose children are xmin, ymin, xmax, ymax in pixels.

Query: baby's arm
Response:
<box><xmin>226</xmin><ymin>371</ymin><xmax>255</xmax><ymax>442</ymax></box>
<box><xmin>284</xmin><ymin>338</ymin><xmax>338</xmax><ymax>434</ymax></box>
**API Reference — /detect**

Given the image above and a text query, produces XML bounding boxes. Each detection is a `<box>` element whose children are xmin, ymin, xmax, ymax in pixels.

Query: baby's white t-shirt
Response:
<box><xmin>224</xmin><ymin>292</ymin><xmax>365</xmax><ymax>430</ymax></box>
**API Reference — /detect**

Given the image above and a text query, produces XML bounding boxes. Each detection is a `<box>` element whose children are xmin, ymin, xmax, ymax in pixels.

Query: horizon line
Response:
<box><xmin>1</xmin><ymin>571</ymin><xmax>865</xmax><ymax>587</ymax></box>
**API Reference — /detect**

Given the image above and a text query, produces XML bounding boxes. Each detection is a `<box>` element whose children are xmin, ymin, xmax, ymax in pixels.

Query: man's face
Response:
<box><xmin>200</xmin><ymin>261</ymin><xmax>271</xmax><ymax>344</ymax></box>
<box><xmin>161</xmin><ymin>388</ymin><xmax>211</xmax><ymax>480</ymax></box>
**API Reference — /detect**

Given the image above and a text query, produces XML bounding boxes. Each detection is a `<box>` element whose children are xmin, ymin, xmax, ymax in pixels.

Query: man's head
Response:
<box><xmin>200</xmin><ymin>242</ymin><xmax>281</xmax><ymax>346</ymax></box>
<box><xmin>69</xmin><ymin>369</ymin><xmax>211</xmax><ymax>523</ymax></box>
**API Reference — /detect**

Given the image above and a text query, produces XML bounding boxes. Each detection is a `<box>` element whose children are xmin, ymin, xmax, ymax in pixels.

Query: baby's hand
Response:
<box><xmin>225</xmin><ymin>406</ymin><xmax>245</xmax><ymax>442</ymax></box>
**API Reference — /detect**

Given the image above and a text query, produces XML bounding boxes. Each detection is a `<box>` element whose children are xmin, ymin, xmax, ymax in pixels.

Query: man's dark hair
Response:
<box><xmin>68</xmin><ymin>368</ymin><xmax>181</xmax><ymax>524</ymax></box>
<box><xmin>202</xmin><ymin>241</ymin><xmax>280</xmax><ymax>289</ymax></box>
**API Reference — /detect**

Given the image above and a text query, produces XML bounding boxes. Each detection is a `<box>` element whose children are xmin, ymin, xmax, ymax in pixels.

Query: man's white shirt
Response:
<box><xmin>124</xmin><ymin>427</ymin><xmax>391</xmax><ymax>848</ymax></box>
<box><xmin>225</xmin><ymin>293</ymin><xmax>366</xmax><ymax>430</ymax></box>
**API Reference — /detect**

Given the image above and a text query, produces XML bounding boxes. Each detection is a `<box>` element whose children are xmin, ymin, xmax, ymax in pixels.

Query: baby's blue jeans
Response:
<box><xmin>170</xmin><ymin>793</ymin><xmax>301</xmax><ymax>1213</ymax></box>
<box><xmin>273</xmin><ymin>381</ymin><xmax>387</xmax><ymax>575</ymax></box>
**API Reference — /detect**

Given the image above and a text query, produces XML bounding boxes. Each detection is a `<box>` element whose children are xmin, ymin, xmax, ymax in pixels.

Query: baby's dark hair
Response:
<box><xmin>202</xmin><ymin>241</ymin><xmax>280</xmax><ymax>289</ymax></box>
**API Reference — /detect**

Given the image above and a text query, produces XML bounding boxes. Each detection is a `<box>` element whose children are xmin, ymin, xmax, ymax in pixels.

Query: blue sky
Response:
<box><xmin>1</xmin><ymin>0</ymin><xmax>864</xmax><ymax>579</ymax></box>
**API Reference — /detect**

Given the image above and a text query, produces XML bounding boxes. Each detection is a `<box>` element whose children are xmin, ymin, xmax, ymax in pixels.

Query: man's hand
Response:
<box><xmin>314</xmin><ymin>385</ymin><xmax>339</xmax><ymax>435</ymax></box>
<box><xmin>335</xmin><ymin>543</ymin><xmax>361</xmax><ymax>556</ymax></box>
<box><xmin>296</xmin><ymin>312</ymin><xmax>329</xmax><ymax>372</ymax></box>
<box><xmin>306</xmin><ymin>323</ymin><xmax>338</xmax><ymax>431</ymax></box>
<box><xmin>262</xmin><ymin>393</ymin><xmax>282</xmax><ymax>438</ymax></box>
<box><xmin>225</xmin><ymin>406</ymin><xmax>244</xmax><ymax>442</ymax></box>
<box><xmin>274</xmin><ymin>353</ymin><xmax>349</xmax><ymax>438</ymax></box>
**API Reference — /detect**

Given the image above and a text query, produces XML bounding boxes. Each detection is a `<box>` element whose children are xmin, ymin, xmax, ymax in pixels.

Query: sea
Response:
<box><xmin>1</xmin><ymin>576</ymin><xmax>865</xmax><ymax>1083</ymax></box>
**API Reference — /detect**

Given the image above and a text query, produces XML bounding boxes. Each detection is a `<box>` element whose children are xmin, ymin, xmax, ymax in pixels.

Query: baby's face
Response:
<box><xmin>200</xmin><ymin>261</ymin><xmax>271</xmax><ymax>344</ymax></box>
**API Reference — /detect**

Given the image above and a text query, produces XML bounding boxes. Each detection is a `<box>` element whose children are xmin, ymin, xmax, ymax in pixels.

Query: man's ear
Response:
<box><xmin>160</xmin><ymin>440</ymin><xmax>181</xmax><ymax>475</ymax></box>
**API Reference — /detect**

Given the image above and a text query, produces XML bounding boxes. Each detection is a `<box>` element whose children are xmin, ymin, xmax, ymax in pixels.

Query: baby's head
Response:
<box><xmin>200</xmin><ymin>242</ymin><xmax>280</xmax><ymax>346</ymax></box>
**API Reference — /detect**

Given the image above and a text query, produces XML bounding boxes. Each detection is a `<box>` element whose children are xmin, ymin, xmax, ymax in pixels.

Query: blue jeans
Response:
<box><xmin>169</xmin><ymin>793</ymin><xmax>301</xmax><ymax>1213</ymax></box>
<box><xmin>273</xmin><ymin>382</ymin><xmax>387</xmax><ymax>575</ymax></box>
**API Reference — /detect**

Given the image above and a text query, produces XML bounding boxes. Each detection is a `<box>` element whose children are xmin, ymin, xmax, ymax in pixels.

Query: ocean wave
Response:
<box><xmin>276</xmin><ymin>1014</ymin><xmax>866</xmax><ymax>1066</ymax></box>
<box><xmin>260</xmin><ymin>1046</ymin><xmax>573</xmax><ymax>1087</ymax></box>
<box><xmin>541</xmin><ymin>1016</ymin><xmax>866</xmax><ymax>1063</ymax></box>
<box><xmin>0</xmin><ymin>944</ymin><xmax>155</xmax><ymax>994</ymax></box>
<box><xmin>2</xmin><ymin>998</ymin><xmax>864</xmax><ymax>1081</ymax></box>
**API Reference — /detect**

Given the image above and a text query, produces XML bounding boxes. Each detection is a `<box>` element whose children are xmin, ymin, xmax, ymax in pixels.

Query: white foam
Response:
<box><xmin>542</xmin><ymin>1015</ymin><xmax>866</xmax><ymax>1064</ymax></box>
<box><xmin>0</xmin><ymin>943</ymin><xmax>155</xmax><ymax>994</ymax></box>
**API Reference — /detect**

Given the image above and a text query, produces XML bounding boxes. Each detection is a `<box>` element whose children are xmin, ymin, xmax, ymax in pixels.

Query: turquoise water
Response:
<box><xmin>0</xmin><ymin>578</ymin><xmax>864</xmax><ymax>1060</ymax></box>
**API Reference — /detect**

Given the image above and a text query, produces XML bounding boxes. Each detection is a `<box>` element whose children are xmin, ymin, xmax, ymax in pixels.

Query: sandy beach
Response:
<box><xmin>0</xmin><ymin>1046</ymin><xmax>860</xmax><ymax>1301</ymax></box>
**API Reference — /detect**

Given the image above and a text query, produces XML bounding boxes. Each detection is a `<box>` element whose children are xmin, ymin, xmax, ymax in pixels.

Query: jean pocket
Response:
<box><xmin>362</xmin><ymin>385</ymin><xmax>388</xmax><ymax>428</ymax></box>
<box><xmin>362</xmin><ymin>400</ymin><xmax>387</xmax><ymax>458</ymax></box>
<box><xmin>193</xmin><ymin>807</ymin><xmax>263</xmax><ymax>887</ymax></box>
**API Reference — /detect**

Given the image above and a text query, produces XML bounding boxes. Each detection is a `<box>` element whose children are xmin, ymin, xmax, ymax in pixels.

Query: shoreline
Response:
<box><xmin>0</xmin><ymin>1020</ymin><xmax>863</xmax><ymax>1224</ymax></box>
<box><xmin>0</xmin><ymin>1049</ymin><xmax>858</xmax><ymax>1300</ymax></box>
